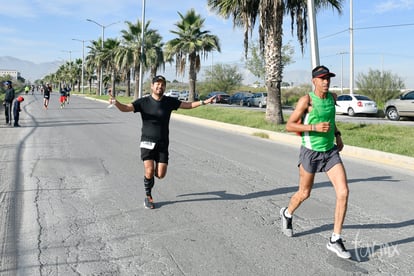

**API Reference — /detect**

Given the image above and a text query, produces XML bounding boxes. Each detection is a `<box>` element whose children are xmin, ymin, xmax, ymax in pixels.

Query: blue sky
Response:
<box><xmin>1</xmin><ymin>0</ymin><xmax>414</xmax><ymax>88</ymax></box>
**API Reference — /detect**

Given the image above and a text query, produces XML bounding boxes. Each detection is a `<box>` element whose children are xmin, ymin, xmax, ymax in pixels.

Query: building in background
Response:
<box><xmin>0</xmin><ymin>69</ymin><xmax>21</xmax><ymax>80</ymax></box>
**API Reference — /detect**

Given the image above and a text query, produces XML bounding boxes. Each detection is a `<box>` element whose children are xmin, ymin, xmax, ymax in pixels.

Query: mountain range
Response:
<box><xmin>1</xmin><ymin>55</ymin><xmax>315</xmax><ymax>87</ymax></box>
<box><xmin>0</xmin><ymin>56</ymin><xmax>63</xmax><ymax>83</ymax></box>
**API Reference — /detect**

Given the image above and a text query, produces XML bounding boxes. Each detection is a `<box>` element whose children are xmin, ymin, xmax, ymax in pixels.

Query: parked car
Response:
<box><xmin>179</xmin><ymin>91</ymin><xmax>189</xmax><ymax>101</ymax></box>
<box><xmin>205</xmin><ymin>91</ymin><xmax>230</xmax><ymax>104</ymax></box>
<box><xmin>384</xmin><ymin>90</ymin><xmax>414</xmax><ymax>121</ymax></box>
<box><xmin>335</xmin><ymin>94</ymin><xmax>378</xmax><ymax>116</ymax></box>
<box><xmin>165</xmin><ymin>89</ymin><xmax>180</xmax><ymax>98</ymax></box>
<box><xmin>248</xmin><ymin>92</ymin><xmax>267</xmax><ymax>108</ymax></box>
<box><xmin>228</xmin><ymin>92</ymin><xmax>253</xmax><ymax>106</ymax></box>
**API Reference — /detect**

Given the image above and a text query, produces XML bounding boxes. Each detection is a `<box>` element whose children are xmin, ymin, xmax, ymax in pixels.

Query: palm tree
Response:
<box><xmin>208</xmin><ymin>0</ymin><xmax>343</xmax><ymax>124</ymax></box>
<box><xmin>165</xmin><ymin>9</ymin><xmax>221</xmax><ymax>102</ymax></box>
<box><xmin>144</xmin><ymin>27</ymin><xmax>165</xmax><ymax>82</ymax></box>
<box><xmin>102</xmin><ymin>38</ymin><xmax>121</xmax><ymax>95</ymax></box>
<box><xmin>73</xmin><ymin>58</ymin><xmax>83</xmax><ymax>92</ymax></box>
<box><xmin>86</xmin><ymin>38</ymin><xmax>104</xmax><ymax>95</ymax></box>
<box><xmin>117</xmin><ymin>20</ymin><xmax>165</xmax><ymax>98</ymax></box>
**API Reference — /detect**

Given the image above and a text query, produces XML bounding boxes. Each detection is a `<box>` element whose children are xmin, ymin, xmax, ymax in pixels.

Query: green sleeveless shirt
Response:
<box><xmin>301</xmin><ymin>92</ymin><xmax>336</xmax><ymax>152</ymax></box>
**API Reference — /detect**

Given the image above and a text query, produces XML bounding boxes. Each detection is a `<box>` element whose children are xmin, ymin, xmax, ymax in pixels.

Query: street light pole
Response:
<box><xmin>86</xmin><ymin>19</ymin><xmax>120</xmax><ymax>96</ymax></box>
<box><xmin>72</xmin><ymin>39</ymin><xmax>86</xmax><ymax>94</ymax></box>
<box><xmin>138</xmin><ymin>0</ymin><xmax>146</xmax><ymax>99</ymax></box>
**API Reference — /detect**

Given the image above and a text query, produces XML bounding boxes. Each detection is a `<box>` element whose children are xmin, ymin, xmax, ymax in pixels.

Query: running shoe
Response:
<box><xmin>280</xmin><ymin>207</ymin><xmax>293</xmax><ymax>237</ymax></box>
<box><xmin>327</xmin><ymin>238</ymin><xmax>351</xmax><ymax>259</ymax></box>
<box><xmin>144</xmin><ymin>196</ymin><xmax>155</xmax><ymax>209</ymax></box>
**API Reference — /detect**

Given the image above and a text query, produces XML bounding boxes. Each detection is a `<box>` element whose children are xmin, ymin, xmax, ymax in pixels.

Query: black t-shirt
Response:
<box><xmin>132</xmin><ymin>95</ymin><xmax>181</xmax><ymax>143</ymax></box>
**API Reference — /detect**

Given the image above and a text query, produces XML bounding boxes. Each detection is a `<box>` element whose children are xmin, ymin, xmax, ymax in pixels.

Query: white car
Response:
<box><xmin>335</xmin><ymin>94</ymin><xmax>378</xmax><ymax>116</ymax></box>
<box><xmin>165</xmin><ymin>89</ymin><xmax>180</xmax><ymax>98</ymax></box>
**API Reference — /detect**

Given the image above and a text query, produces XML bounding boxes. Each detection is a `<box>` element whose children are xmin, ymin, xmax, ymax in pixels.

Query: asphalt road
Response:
<box><xmin>1</xmin><ymin>93</ymin><xmax>413</xmax><ymax>275</ymax></box>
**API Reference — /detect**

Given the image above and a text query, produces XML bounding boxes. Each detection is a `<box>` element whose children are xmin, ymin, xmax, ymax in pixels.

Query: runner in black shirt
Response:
<box><xmin>109</xmin><ymin>75</ymin><xmax>215</xmax><ymax>209</ymax></box>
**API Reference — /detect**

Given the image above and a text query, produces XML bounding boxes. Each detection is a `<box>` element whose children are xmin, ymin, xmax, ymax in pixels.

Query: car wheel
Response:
<box><xmin>386</xmin><ymin>107</ymin><xmax>400</xmax><ymax>121</ymax></box>
<box><xmin>259</xmin><ymin>102</ymin><xmax>263</xmax><ymax>108</ymax></box>
<box><xmin>347</xmin><ymin>107</ymin><xmax>355</xmax><ymax>116</ymax></box>
<box><xmin>247</xmin><ymin>101</ymin><xmax>251</xmax><ymax>107</ymax></box>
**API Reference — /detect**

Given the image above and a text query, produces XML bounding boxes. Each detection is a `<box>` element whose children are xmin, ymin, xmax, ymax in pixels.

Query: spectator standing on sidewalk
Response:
<box><xmin>280</xmin><ymin>65</ymin><xmax>351</xmax><ymax>259</ymax></box>
<box><xmin>3</xmin><ymin>81</ymin><xmax>15</xmax><ymax>125</ymax></box>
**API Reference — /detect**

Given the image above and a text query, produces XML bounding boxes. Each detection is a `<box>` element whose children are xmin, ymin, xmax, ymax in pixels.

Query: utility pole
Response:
<box><xmin>307</xmin><ymin>0</ymin><xmax>320</xmax><ymax>69</ymax></box>
<box><xmin>337</xmin><ymin>52</ymin><xmax>348</xmax><ymax>94</ymax></box>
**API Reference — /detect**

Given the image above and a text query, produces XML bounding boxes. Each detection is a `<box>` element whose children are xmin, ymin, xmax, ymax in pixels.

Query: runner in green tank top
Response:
<box><xmin>280</xmin><ymin>65</ymin><xmax>351</xmax><ymax>259</ymax></box>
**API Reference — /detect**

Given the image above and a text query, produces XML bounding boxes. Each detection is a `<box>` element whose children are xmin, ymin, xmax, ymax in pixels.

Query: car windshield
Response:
<box><xmin>354</xmin><ymin>95</ymin><xmax>372</xmax><ymax>101</ymax></box>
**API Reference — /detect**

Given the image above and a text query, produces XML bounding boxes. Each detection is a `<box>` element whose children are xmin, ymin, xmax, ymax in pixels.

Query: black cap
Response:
<box><xmin>312</xmin><ymin>65</ymin><xmax>336</xmax><ymax>78</ymax></box>
<box><xmin>3</xmin><ymin>81</ymin><xmax>12</xmax><ymax>86</ymax></box>
<box><xmin>152</xmin><ymin>75</ymin><xmax>166</xmax><ymax>84</ymax></box>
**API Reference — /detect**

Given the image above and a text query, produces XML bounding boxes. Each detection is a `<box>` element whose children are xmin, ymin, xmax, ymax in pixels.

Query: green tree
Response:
<box><xmin>165</xmin><ymin>9</ymin><xmax>221</xmax><ymax>102</ymax></box>
<box><xmin>208</xmin><ymin>0</ymin><xmax>343</xmax><ymax>124</ymax></box>
<box><xmin>245</xmin><ymin>40</ymin><xmax>295</xmax><ymax>83</ymax></box>
<box><xmin>204</xmin><ymin>63</ymin><xmax>243</xmax><ymax>92</ymax></box>
<box><xmin>356</xmin><ymin>69</ymin><xmax>404</xmax><ymax>105</ymax></box>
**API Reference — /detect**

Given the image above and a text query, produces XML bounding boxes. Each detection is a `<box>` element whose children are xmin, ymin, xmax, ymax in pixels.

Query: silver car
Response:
<box><xmin>384</xmin><ymin>90</ymin><xmax>414</xmax><ymax>121</ymax></box>
<box><xmin>248</xmin><ymin>92</ymin><xmax>267</xmax><ymax>108</ymax></box>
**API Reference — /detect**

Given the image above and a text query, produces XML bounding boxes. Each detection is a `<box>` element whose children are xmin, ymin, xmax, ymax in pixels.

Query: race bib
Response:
<box><xmin>140</xmin><ymin>141</ymin><xmax>156</xmax><ymax>150</ymax></box>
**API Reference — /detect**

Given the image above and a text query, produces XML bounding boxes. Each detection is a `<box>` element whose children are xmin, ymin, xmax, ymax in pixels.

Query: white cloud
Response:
<box><xmin>374</xmin><ymin>0</ymin><xmax>414</xmax><ymax>14</ymax></box>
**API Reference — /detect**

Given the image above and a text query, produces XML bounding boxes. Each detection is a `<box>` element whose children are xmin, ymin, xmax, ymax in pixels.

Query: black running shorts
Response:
<box><xmin>140</xmin><ymin>141</ymin><xmax>169</xmax><ymax>163</ymax></box>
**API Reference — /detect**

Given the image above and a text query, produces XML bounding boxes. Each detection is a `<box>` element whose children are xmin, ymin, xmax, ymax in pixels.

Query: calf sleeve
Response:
<box><xmin>144</xmin><ymin>176</ymin><xmax>154</xmax><ymax>197</ymax></box>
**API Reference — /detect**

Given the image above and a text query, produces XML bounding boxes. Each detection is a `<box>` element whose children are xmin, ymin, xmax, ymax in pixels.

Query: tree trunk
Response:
<box><xmin>111</xmin><ymin>70</ymin><xmax>116</xmax><ymax>97</ymax></box>
<box><xmin>134</xmin><ymin>65</ymin><xmax>140</xmax><ymax>100</ymax></box>
<box><xmin>96</xmin><ymin>66</ymin><xmax>101</xmax><ymax>96</ymax></box>
<box><xmin>126</xmin><ymin>69</ymin><xmax>131</xmax><ymax>97</ymax></box>
<box><xmin>188</xmin><ymin>53</ymin><xmax>197</xmax><ymax>102</ymax></box>
<box><xmin>264</xmin><ymin>15</ymin><xmax>284</xmax><ymax>125</ymax></box>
